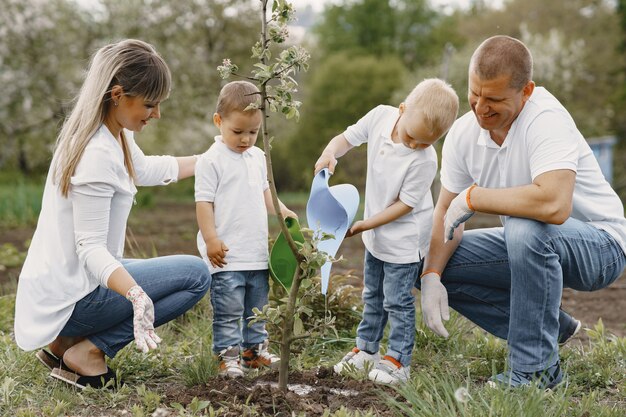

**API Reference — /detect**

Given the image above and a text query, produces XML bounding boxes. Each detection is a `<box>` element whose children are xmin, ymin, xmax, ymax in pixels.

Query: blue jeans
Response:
<box><xmin>416</xmin><ymin>217</ymin><xmax>625</xmax><ymax>372</ymax></box>
<box><xmin>59</xmin><ymin>255</ymin><xmax>211</xmax><ymax>358</ymax></box>
<box><xmin>356</xmin><ymin>251</ymin><xmax>420</xmax><ymax>367</ymax></box>
<box><xmin>210</xmin><ymin>269</ymin><xmax>269</xmax><ymax>353</ymax></box>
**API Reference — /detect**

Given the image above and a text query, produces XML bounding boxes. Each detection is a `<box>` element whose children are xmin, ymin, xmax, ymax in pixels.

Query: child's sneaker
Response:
<box><xmin>241</xmin><ymin>340</ymin><xmax>280</xmax><ymax>370</ymax></box>
<box><xmin>217</xmin><ymin>346</ymin><xmax>244</xmax><ymax>378</ymax></box>
<box><xmin>333</xmin><ymin>347</ymin><xmax>380</xmax><ymax>374</ymax></box>
<box><xmin>368</xmin><ymin>355</ymin><xmax>410</xmax><ymax>384</ymax></box>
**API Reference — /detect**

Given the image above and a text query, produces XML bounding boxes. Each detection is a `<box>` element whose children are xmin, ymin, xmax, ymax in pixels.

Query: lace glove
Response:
<box><xmin>420</xmin><ymin>272</ymin><xmax>450</xmax><ymax>338</ymax></box>
<box><xmin>126</xmin><ymin>285</ymin><xmax>161</xmax><ymax>353</ymax></box>
<box><xmin>443</xmin><ymin>184</ymin><xmax>477</xmax><ymax>242</ymax></box>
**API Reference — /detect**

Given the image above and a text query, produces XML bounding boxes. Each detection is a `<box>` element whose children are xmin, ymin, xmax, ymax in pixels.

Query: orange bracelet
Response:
<box><xmin>420</xmin><ymin>269</ymin><xmax>441</xmax><ymax>279</ymax></box>
<box><xmin>466</xmin><ymin>184</ymin><xmax>478</xmax><ymax>211</ymax></box>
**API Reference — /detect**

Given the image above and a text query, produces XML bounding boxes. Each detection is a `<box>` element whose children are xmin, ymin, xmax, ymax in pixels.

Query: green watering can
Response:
<box><xmin>269</xmin><ymin>217</ymin><xmax>304</xmax><ymax>290</ymax></box>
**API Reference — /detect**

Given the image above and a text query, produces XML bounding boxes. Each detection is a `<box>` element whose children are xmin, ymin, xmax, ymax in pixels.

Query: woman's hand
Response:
<box><xmin>125</xmin><ymin>285</ymin><xmax>161</xmax><ymax>353</ymax></box>
<box><xmin>207</xmin><ymin>237</ymin><xmax>229</xmax><ymax>268</ymax></box>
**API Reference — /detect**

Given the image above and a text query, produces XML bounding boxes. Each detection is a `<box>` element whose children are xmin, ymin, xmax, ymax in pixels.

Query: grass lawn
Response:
<box><xmin>0</xmin><ymin>281</ymin><xmax>624</xmax><ymax>416</ymax></box>
<box><xmin>0</xmin><ymin>177</ymin><xmax>624</xmax><ymax>416</ymax></box>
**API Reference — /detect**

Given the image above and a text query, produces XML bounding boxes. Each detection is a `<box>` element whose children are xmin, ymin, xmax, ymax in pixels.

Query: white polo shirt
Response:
<box><xmin>195</xmin><ymin>136</ymin><xmax>269</xmax><ymax>274</ymax></box>
<box><xmin>14</xmin><ymin>125</ymin><xmax>179</xmax><ymax>351</ymax></box>
<box><xmin>441</xmin><ymin>87</ymin><xmax>626</xmax><ymax>253</ymax></box>
<box><xmin>343</xmin><ymin>105</ymin><xmax>438</xmax><ymax>264</ymax></box>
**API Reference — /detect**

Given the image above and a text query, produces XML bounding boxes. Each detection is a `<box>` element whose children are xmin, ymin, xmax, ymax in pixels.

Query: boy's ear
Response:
<box><xmin>398</xmin><ymin>102</ymin><xmax>406</xmax><ymax>114</ymax></box>
<box><xmin>213</xmin><ymin>113</ymin><xmax>222</xmax><ymax>128</ymax></box>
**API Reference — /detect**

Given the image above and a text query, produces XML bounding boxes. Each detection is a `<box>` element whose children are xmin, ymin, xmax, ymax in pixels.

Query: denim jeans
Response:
<box><xmin>416</xmin><ymin>217</ymin><xmax>625</xmax><ymax>372</ymax></box>
<box><xmin>210</xmin><ymin>269</ymin><xmax>269</xmax><ymax>353</ymax></box>
<box><xmin>59</xmin><ymin>255</ymin><xmax>211</xmax><ymax>358</ymax></box>
<box><xmin>356</xmin><ymin>250</ymin><xmax>420</xmax><ymax>367</ymax></box>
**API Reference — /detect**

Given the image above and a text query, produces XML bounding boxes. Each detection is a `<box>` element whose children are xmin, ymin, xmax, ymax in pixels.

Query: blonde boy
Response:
<box><xmin>314</xmin><ymin>78</ymin><xmax>459</xmax><ymax>384</ymax></box>
<box><xmin>196</xmin><ymin>81</ymin><xmax>296</xmax><ymax>378</ymax></box>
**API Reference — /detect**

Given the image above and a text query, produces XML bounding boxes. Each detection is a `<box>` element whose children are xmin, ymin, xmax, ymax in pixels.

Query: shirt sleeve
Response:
<box><xmin>70</xmin><ymin>147</ymin><xmax>122</xmax><ymax>288</ymax></box>
<box><xmin>527</xmin><ymin>110</ymin><xmax>579</xmax><ymax>180</ymax></box>
<box><xmin>195</xmin><ymin>153</ymin><xmax>219</xmax><ymax>202</ymax></box>
<box><xmin>128</xmin><ymin>132</ymin><xmax>179</xmax><ymax>186</ymax></box>
<box><xmin>398</xmin><ymin>160</ymin><xmax>438</xmax><ymax>208</ymax></box>
<box><xmin>343</xmin><ymin>106</ymin><xmax>383</xmax><ymax>147</ymax></box>
<box><xmin>440</xmin><ymin>125</ymin><xmax>475</xmax><ymax>193</ymax></box>
<box><xmin>258</xmin><ymin>148</ymin><xmax>269</xmax><ymax>191</ymax></box>
<box><xmin>70</xmin><ymin>186</ymin><xmax>122</xmax><ymax>288</ymax></box>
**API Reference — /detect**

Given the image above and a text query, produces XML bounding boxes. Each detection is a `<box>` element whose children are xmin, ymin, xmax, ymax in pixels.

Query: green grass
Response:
<box><xmin>1</xmin><ymin>285</ymin><xmax>625</xmax><ymax>416</ymax></box>
<box><xmin>0</xmin><ymin>174</ymin><xmax>44</xmax><ymax>228</ymax></box>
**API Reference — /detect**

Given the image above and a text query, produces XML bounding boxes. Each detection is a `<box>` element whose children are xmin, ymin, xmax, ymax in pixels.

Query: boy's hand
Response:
<box><xmin>282</xmin><ymin>208</ymin><xmax>298</xmax><ymax>220</ymax></box>
<box><xmin>207</xmin><ymin>237</ymin><xmax>229</xmax><ymax>268</ymax></box>
<box><xmin>346</xmin><ymin>220</ymin><xmax>366</xmax><ymax>237</ymax></box>
<box><xmin>314</xmin><ymin>152</ymin><xmax>337</xmax><ymax>175</ymax></box>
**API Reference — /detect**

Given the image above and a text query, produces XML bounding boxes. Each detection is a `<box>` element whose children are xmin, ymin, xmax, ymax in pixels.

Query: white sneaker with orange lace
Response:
<box><xmin>368</xmin><ymin>355</ymin><xmax>410</xmax><ymax>384</ymax></box>
<box><xmin>333</xmin><ymin>347</ymin><xmax>380</xmax><ymax>374</ymax></box>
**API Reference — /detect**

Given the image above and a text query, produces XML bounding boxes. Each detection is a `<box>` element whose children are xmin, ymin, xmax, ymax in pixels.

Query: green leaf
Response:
<box><xmin>294</xmin><ymin>316</ymin><xmax>304</xmax><ymax>336</ymax></box>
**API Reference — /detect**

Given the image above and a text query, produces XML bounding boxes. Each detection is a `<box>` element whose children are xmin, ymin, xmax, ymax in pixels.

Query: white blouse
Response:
<box><xmin>14</xmin><ymin>125</ymin><xmax>179</xmax><ymax>351</ymax></box>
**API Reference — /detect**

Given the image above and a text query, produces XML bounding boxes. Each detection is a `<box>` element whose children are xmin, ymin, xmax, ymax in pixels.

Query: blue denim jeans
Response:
<box><xmin>210</xmin><ymin>269</ymin><xmax>269</xmax><ymax>353</ymax></box>
<box><xmin>356</xmin><ymin>250</ymin><xmax>420</xmax><ymax>367</ymax></box>
<box><xmin>416</xmin><ymin>217</ymin><xmax>625</xmax><ymax>372</ymax></box>
<box><xmin>59</xmin><ymin>255</ymin><xmax>211</xmax><ymax>358</ymax></box>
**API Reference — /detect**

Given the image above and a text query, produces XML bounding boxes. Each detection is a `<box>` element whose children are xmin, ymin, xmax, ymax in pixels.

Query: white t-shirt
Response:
<box><xmin>343</xmin><ymin>105</ymin><xmax>438</xmax><ymax>263</ymax></box>
<box><xmin>441</xmin><ymin>87</ymin><xmax>626</xmax><ymax>253</ymax></box>
<box><xmin>14</xmin><ymin>125</ymin><xmax>179</xmax><ymax>351</ymax></box>
<box><xmin>195</xmin><ymin>136</ymin><xmax>269</xmax><ymax>274</ymax></box>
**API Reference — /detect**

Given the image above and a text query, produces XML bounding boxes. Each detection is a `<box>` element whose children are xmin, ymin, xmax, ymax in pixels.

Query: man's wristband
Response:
<box><xmin>466</xmin><ymin>184</ymin><xmax>478</xmax><ymax>211</ymax></box>
<box><xmin>420</xmin><ymin>269</ymin><xmax>441</xmax><ymax>279</ymax></box>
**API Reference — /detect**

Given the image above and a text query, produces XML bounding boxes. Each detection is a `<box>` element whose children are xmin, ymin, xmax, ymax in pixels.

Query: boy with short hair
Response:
<box><xmin>196</xmin><ymin>80</ymin><xmax>297</xmax><ymax>378</ymax></box>
<box><xmin>315</xmin><ymin>78</ymin><xmax>459</xmax><ymax>384</ymax></box>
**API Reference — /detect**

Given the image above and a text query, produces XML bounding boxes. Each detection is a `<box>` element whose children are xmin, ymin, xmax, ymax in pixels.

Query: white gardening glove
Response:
<box><xmin>126</xmin><ymin>285</ymin><xmax>161</xmax><ymax>353</ymax></box>
<box><xmin>443</xmin><ymin>185</ymin><xmax>477</xmax><ymax>242</ymax></box>
<box><xmin>420</xmin><ymin>272</ymin><xmax>450</xmax><ymax>338</ymax></box>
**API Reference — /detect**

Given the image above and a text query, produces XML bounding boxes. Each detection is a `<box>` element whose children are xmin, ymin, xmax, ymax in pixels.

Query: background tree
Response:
<box><xmin>0</xmin><ymin>0</ymin><xmax>97</xmax><ymax>173</ymax></box>
<box><xmin>313</xmin><ymin>0</ymin><xmax>450</xmax><ymax>69</ymax></box>
<box><xmin>286</xmin><ymin>52</ymin><xmax>407</xmax><ymax>190</ymax></box>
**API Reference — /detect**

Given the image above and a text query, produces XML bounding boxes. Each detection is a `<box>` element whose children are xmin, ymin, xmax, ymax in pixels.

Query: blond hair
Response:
<box><xmin>404</xmin><ymin>78</ymin><xmax>459</xmax><ymax>138</ymax></box>
<box><xmin>53</xmin><ymin>39</ymin><xmax>171</xmax><ymax>197</ymax></box>
<box><xmin>470</xmin><ymin>35</ymin><xmax>533</xmax><ymax>90</ymax></box>
<box><xmin>216</xmin><ymin>81</ymin><xmax>261</xmax><ymax>117</ymax></box>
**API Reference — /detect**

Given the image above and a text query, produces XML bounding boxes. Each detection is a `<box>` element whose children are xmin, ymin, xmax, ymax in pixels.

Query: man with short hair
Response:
<box><xmin>418</xmin><ymin>35</ymin><xmax>626</xmax><ymax>389</ymax></box>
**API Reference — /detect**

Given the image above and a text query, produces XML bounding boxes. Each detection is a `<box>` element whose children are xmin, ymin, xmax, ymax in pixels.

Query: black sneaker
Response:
<box><xmin>558</xmin><ymin>316</ymin><xmax>582</xmax><ymax>345</ymax></box>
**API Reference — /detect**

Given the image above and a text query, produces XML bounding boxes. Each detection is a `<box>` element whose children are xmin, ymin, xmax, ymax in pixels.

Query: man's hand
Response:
<box><xmin>207</xmin><ymin>237</ymin><xmax>229</xmax><ymax>268</ymax></box>
<box><xmin>420</xmin><ymin>272</ymin><xmax>450</xmax><ymax>338</ymax></box>
<box><xmin>443</xmin><ymin>185</ymin><xmax>476</xmax><ymax>242</ymax></box>
<box><xmin>314</xmin><ymin>151</ymin><xmax>338</xmax><ymax>175</ymax></box>
<box><xmin>126</xmin><ymin>285</ymin><xmax>161</xmax><ymax>353</ymax></box>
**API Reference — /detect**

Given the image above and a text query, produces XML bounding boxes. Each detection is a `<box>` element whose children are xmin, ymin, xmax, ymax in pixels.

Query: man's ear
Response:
<box><xmin>522</xmin><ymin>81</ymin><xmax>535</xmax><ymax>103</ymax></box>
<box><xmin>213</xmin><ymin>113</ymin><xmax>222</xmax><ymax>128</ymax></box>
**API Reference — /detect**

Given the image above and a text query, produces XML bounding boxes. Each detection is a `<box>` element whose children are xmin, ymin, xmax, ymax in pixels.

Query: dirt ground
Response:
<box><xmin>1</xmin><ymin>202</ymin><xmax>625</xmax><ymax>339</ymax></box>
<box><xmin>163</xmin><ymin>367</ymin><xmax>399</xmax><ymax>416</ymax></box>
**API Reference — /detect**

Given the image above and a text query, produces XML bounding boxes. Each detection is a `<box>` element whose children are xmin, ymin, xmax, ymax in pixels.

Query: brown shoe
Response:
<box><xmin>241</xmin><ymin>340</ymin><xmax>280</xmax><ymax>370</ymax></box>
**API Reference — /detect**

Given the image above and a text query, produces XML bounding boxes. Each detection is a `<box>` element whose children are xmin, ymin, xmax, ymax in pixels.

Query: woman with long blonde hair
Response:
<box><xmin>14</xmin><ymin>39</ymin><xmax>210</xmax><ymax>389</ymax></box>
